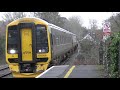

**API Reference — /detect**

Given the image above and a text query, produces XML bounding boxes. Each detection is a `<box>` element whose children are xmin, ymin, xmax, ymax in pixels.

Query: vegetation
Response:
<box><xmin>32</xmin><ymin>12</ymin><xmax>65</xmax><ymax>28</ymax></box>
<box><xmin>102</xmin><ymin>33</ymin><xmax>120</xmax><ymax>78</ymax></box>
<box><xmin>2</xmin><ymin>12</ymin><xmax>27</xmax><ymax>23</ymax></box>
<box><xmin>100</xmin><ymin>13</ymin><xmax>120</xmax><ymax>78</ymax></box>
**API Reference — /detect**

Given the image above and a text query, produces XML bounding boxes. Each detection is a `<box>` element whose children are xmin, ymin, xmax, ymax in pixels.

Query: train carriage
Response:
<box><xmin>6</xmin><ymin>17</ymin><xmax>78</xmax><ymax>78</ymax></box>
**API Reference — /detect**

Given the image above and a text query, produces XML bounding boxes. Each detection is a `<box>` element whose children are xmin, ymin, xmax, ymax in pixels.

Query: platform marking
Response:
<box><xmin>36</xmin><ymin>66</ymin><xmax>55</xmax><ymax>78</ymax></box>
<box><xmin>64</xmin><ymin>65</ymin><xmax>75</xmax><ymax>78</ymax></box>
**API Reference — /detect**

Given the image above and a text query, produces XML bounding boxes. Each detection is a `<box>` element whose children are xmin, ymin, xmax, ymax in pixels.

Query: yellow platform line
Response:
<box><xmin>64</xmin><ymin>65</ymin><xmax>75</xmax><ymax>78</ymax></box>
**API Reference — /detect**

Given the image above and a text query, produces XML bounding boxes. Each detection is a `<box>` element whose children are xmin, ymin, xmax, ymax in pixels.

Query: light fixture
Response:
<box><xmin>9</xmin><ymin>49</ymin><xmax>16</xmax><ymax>54</ymax></box>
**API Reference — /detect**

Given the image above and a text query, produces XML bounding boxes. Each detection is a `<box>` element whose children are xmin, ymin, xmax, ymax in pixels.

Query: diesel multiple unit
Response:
<box><xmin>6</xmin><ymin>17</ymin><xmax>78</xmax><ymax>77</ymax></box>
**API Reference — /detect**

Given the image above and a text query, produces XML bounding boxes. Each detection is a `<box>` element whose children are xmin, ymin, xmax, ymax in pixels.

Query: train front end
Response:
<box><xmin>6</xmin><ymin>18</ymin><xmax>51</xmax><ymax>78</ymax></box>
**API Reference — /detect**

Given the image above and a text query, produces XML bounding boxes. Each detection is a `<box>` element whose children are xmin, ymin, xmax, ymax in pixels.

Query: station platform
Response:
<box><xmin>36</xmin><ymin>65</ymin><xmax>107</xmax><ymax>78</ymax></box>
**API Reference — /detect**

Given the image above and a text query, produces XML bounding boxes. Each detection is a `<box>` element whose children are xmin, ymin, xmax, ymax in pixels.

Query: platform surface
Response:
<box><xmin>36</xmin><ymin>65</ymin><xmax>106</xmax><ymax>78</ymax></box>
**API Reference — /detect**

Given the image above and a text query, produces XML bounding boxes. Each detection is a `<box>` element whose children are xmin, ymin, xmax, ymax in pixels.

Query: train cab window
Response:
<box><xmin>7</xmin><ymin>25</ymin><xmax>18</xmax><ymax>53</ymax></box>
<box><xmin>8</xmin><ymin>26</ymin><xmax>18</xmax><ymax>44</ymax></box>
<box><xmin>36</xmin><ymin>25</ymin><xmax>48</xmax><ymax>53</ymax></box>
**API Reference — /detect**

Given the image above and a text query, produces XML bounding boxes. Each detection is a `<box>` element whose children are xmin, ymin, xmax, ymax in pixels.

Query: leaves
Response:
<box><xmin>106</xmin><ymin>32</ymin><xmax>120</xmax><ymax>78</ymax></box>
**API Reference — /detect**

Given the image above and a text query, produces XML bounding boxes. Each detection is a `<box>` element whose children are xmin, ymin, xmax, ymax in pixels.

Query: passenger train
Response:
<box><xmin>6</xmin><ymin>17</ymin><xmax>78</xmax><ymax>78</ymax></box>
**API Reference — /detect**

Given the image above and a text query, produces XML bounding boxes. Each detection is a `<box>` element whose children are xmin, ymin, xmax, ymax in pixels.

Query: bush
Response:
<box><xmin>106</xmin><ymin>32</ymin><xmax>120</xmax><ymax>78</ymax></box>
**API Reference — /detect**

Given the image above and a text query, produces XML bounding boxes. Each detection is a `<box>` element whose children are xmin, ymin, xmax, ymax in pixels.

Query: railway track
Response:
<box><xmin>0</xmin><ymin>64</ymin><xmax>12</xmax><ymax>78</ymax></box>
<box><xmin>60</xmin><ymin>49</ymin><xmax>79</xmax><ymax>65</ymax></box>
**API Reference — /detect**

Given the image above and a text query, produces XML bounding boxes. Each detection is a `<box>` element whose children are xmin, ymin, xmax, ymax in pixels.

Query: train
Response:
<box><xmin>6</xmin><ymin>17</ymin><xmax>78</xmax><ymax>78</ymax></box>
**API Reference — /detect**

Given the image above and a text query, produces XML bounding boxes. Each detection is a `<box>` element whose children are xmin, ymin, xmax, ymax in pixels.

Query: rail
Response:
<box><xmin>0</xmin><ymin>64</ymin><xmax>12</xmax><ymax>78</ymax></box>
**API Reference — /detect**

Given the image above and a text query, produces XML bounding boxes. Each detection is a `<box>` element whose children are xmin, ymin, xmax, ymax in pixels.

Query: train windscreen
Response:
<box><xmin>7</xmin><ymin>25</ymin><xmax>18</xmax><ymax>54</ymax></box>
<box><xmin>36</xmin><ymin>25</ymin><xmax>48</xmax><ymax>53</ymax></box>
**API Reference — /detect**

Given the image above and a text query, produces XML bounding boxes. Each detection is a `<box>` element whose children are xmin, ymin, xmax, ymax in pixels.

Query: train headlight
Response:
<box><xmin>38</xmin><ymin>49</ymin><xmax>46</xmax><ymax>53</ymax></box>
<box><xmin>9</xmin><ymin>49</ymin><xmax>16</xmax><ymax>54</ymax></box>
<box><xmin>39</xmin><ymin>49</ymin><xmax>42</xmax><ymax>53</ymax></box>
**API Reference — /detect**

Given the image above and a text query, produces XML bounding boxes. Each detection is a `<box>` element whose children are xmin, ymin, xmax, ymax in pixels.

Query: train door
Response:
<box><xmin>21</xmin><ymin>28</ymin><xmax>33</xmax><ymax>61</ymax></box>
<box><xmin>18</xmin><ymin>23</ymin><xmax>36</xmax><ymax>73</ymax></box>
<box><xmin>18</xmin><ymin>23</ymin><xmax>36</xmax><ymax>63</ymax></box>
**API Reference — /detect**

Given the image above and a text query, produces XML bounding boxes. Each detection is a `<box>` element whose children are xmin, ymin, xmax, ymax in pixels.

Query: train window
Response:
<box><xmin>58</xmin><ymin>35</ymin><xmax>60</xmax><ymax>45</ymax></box>
<box><xmin>8</xmin><ymin>26</ymin><xmax>18</xmax><ymax>45</ymax></box>
<box><xmin>52</xmin><ymin>34</ymin><xmax>56</xmax><ymax>45</ymax></box>
<box><xmin>7</xmin><ymin>25</ymin><xmax>18</xmax><ymax>54</ymax></box>
<box><xmin>66</xmin><ymin>36</ymin><xmax>68</xmax><ymax>43</ymax></box>
<box><xmin>61</xmin><ymin>35</ymin><xmax>62</xmax><ymax>44</ymax></box>
<box><xmin>59</xmin><ymin>35</ymin><xmax>61</xmax><ymax>44</ymax></box>
<box><xmin>36</xmin><ymin>26</ymin><xmax>46</xmax><ymax>30</ymax></box>
<box><xmin>64</xmin><ymin>36</ymin><xmax>66</xmax><ymax>44</ymax></box>
<box><xmin>68</xmin><ymin>36</ymin><xmax>70</xmax><ymax>43</ymax></box>
<box><xmin>63</xmin><ymin>36</ymin><xmax>64</xmax><ymax>44</ymax></box>
<box><xmin>36</xmin><ymin>25</ymin><xmax>48</xmax><ymax>53</ymax></box>
<box><xmin>56</xmin><ymin>36</ymin><xmax>59</xmax><ymax>45</ymax></box>
<box><xmin>60</xmin><ymin>35</ymin><xmax>62</xmax><ymax>44</ymax></box>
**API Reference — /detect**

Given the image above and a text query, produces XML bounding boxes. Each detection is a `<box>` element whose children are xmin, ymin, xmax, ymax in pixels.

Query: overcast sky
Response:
<box><xmin>0</xmin><ymin>12</ymin><xmax>119</xmax><ymax>29</ymax></box>
<box><xmin>59</xmin><ymin>12</ymin><xmax>120</xmax><ymax>29</ymax></box>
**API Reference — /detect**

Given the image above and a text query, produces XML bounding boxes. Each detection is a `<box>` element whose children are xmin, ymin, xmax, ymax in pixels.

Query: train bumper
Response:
<box><xmin>12</xmin><ymin>71</ymin><xmax>43</xmax><ymax>78</ymax></box>
<box><xmin>9</xmin><ymin>63</ymin><xmax>48</xmax><ymax>78</ymax></box>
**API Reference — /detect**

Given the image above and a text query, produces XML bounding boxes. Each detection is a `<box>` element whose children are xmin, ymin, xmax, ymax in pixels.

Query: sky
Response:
<box><xmin>0</xmin><ymin>12</ymin><xmax>119</xmax><ymax>29</ymax></box>
<box><xmin>59</xmin><ymin>12</ymin><xmax>120</xmax><ymax>29</ymax></box>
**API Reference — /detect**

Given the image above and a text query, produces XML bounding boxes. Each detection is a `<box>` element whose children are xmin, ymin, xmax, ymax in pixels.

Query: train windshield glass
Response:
<box><xmin>8</xmin><ymin>26</ymin><xmax>18</xmax><ymax>45</ymax></box>
<box><xmin>36</xmin><ymin>25</ymin><xmax>48</xmax><ymax>53</ymax></box>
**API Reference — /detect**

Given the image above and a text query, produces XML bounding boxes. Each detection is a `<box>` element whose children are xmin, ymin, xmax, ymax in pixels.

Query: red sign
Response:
<box><xmin>103</xmin><ymin>23</ymin><xmax>111</xmax><ymax>33</ymax></box>
<box><xmin>102</xmin><ymin>22</ymin><xmax>111</xmax><ymax>41</ymax></box>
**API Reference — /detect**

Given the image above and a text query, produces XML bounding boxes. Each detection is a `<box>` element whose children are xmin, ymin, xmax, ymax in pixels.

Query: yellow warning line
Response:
<box><xmin>64</xmin><ymin>65</ymin><xmax>75</xmax><ymax>78</ymax></box>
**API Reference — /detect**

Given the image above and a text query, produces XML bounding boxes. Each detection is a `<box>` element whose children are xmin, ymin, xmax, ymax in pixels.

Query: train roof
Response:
<box><xmin>29</xmin><ymin>17</ymin><xmax>76</xmax><ymax>35</ymax></box>
<box><xmin>7</xmin><ymin>17</ymin><xmax>76</xmax><ymax>36</ymax></box>
<box><xmin>25</xmin><ymin>17</ymin><xmax>76</xmax><ymax>36</ymax></box>
<box><xmin>23</xmin><ymin>17</ymin><xmax>49</xmax><ymax>24</ymax></box>
<box><xmin>7</xmin><ymin>17</ymin><xmax>49</xmax><ymax>26</ymax></box>
<box><xmin>48</xmin><ymin>23</ymin><xmax>76</xmax><ymax>36</ymax></box>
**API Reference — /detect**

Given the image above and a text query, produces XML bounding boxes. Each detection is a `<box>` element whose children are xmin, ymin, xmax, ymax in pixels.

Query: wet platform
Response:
<box><xmin>36</xmin><ymin>65</ymin><xmax>106</xmax><ymax>78</ymax></box>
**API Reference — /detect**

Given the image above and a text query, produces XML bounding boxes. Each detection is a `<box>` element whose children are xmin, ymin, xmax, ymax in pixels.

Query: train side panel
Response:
<box><xmin>50</xmin><ymin>27</ymin><xmax>73</xmax><ymax>62</ymax></box>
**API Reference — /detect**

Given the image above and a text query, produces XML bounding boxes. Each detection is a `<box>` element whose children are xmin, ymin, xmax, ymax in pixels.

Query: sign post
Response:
<box><xmin>102</xmin><ymin>22</ymin><xmax>111</xmax><ymax>42</ymax></box>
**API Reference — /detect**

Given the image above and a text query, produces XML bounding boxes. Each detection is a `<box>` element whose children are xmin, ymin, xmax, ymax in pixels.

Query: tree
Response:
<box><xmin>81</xmin><ymin>27</ymin><xmax>88</xmax><ymax>38</ymax></box>
<box><xmin>107</xmin><ymin>13</ymin><xmax>120</xmax><ymax>33</ymax></box>
<box><xmin>89</xmin><ymin>19</ymin><xmax>98</xmax><ymax>30</ymax></box>
<box><xmin>32</xmin><ymin>12</ymin><xmax>65</xmax><ymax>27</ymax></box>
<box><xmin>32</xmin><ymin>12</ymin><xmax>42</xmax><ymax>18</ymax></box>
<box><xmin>63</xmin><ymin>16</ymin><xmax>84</xmax><ymax>40</ymax></box>
<box><xmin>2</xmin><ymin>12</ymin><xmax>27</xmax><ymax>23</ymax></box>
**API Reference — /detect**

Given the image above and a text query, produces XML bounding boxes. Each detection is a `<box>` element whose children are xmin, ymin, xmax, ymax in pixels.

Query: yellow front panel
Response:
<box><xmin>21</xmin><ymin>28</ymin><xmax>32</xmax><ymax>61</ymax></box>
